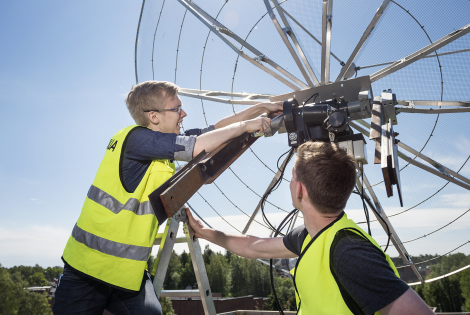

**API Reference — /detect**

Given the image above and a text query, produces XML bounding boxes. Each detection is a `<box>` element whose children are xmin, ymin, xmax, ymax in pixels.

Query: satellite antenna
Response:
<box><xmin>135</xmin><ymin>0</ymin><xmax>470</xmax><ymax>288</ymax></box>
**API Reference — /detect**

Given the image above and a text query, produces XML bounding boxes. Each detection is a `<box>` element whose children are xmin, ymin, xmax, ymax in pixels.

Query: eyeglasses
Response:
<box><xmin>144</xmin><ymin>106</ymin><xmax>182</xmax><ymax>114</ymax></box>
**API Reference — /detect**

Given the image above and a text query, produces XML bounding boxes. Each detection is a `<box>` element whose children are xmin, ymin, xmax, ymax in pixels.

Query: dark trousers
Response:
<box><xmin>53</xmin><ymin>265</ymin><xmax>162</xmax><ymax>315</ymax></box>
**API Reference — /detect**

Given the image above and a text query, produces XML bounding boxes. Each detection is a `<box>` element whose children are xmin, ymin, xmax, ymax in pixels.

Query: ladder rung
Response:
<box><xmin>153</xmin><ymin>236</ymin><xmax>187</xmax><ymax>246</ymax></box>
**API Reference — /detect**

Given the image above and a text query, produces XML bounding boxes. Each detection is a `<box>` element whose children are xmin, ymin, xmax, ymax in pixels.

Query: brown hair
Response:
<box><xmin>294</xmin><ymin>141</ymin><xmax>357</xmax><ymax>214</ymax></box>
<box><xmin>125</xmin><ymin>81</ymin><xmax>179</xmax><ymax>126</ymax></box>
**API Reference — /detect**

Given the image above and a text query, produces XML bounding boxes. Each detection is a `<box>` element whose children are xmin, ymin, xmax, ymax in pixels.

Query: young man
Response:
<box><xmin>53</xmin><ymin>81</ymin><xmax>282</xmax><ymax>315</ymax></box>
<box><xmin>187</xmin><ymin>141</ymin><xmax>434</xmax><ymax>315</ymax></box>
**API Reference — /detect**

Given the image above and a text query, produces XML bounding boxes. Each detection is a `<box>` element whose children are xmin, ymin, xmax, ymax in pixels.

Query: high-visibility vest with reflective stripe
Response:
<box><xmin>62</xmin><ymin>125</ymin><xmax>175</xmax><ymax>291</ymax></box>
<box><xmin>291</xmin><ymin>213</ymin><xmax>399</xmax><ymax>315</ymax></box>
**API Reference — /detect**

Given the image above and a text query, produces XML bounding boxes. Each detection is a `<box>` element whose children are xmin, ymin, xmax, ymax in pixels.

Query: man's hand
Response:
<box><xmin>259</xmin><ymin>101</ymin><xmax>284</xmax><ymax>116</ymax></box>
<box><xmin>243</xmin><ymin>117</ymin><xmax>271</xmax><ymax>134</ymax></box>
<box><xmin>185</xmin><ymin>207</ymin><xmax>211</xmax><ymax>239</ymax></box>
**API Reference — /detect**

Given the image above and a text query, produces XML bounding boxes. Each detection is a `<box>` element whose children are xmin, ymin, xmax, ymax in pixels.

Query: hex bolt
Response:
<box><xmin>201</xmin><ymin>165</ymin><xmax>207</xmax><ymax>172</ymax></box>
<box><xmin>394</xmin><ymin>132</ymin><xmax>399</xmax><ymax>137</ymax></box>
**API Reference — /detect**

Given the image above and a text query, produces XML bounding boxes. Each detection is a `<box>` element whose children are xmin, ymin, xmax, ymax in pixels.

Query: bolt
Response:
<box><xmin>394</xmin><ymin>132</ymin><xmax>399</xmax><ymax>137</ymax></box>
<box><xmin>201</xmin><ymin>165</ymin><xmax>207</xmax><ymax>172</ymax></box>
<box><xmin>209</xmin><ymin>159</ymin><xmax>214</xmax><ymax>165</ymax></box>
<box><xmin>395</xmin><ymin>139</ymin><xmax>400</xmax><ymax>144</ymax></box>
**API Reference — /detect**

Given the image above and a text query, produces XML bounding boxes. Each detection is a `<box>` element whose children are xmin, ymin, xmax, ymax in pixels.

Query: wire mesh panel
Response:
<box><xmin>136</xmin><ymin>0</ymin><xmax>470</xmax><ymax>281</ymax></box>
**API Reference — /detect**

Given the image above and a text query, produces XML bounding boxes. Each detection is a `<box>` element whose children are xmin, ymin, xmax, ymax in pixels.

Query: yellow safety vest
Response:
<box><xmin>62</xmin><ymin>125</ymin><xmax>175</xmax><ymax>291</ymax></box>
<box><xmin>291</xmin><ymin>213</ymin><xmax>399</xmax><ymax>314</ymax></box>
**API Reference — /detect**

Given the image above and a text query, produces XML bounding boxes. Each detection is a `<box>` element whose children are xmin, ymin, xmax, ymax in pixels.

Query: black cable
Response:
<box><xmin>260</xmin><ymin>148</ymin><xmax>295</xmax><ymax>234</ymax></box>
<box><xmin>303</xmin><ymin>93</ymin><xmax>318</xmax><ymax>105</ymax></box>
<box><xmin>360</xmin><ymin>169</ymin><xmax>371</xmax><ymax>236</ymax></box>
<box><xmin>269</xmin><ymin>208</ymin><xmax>299</xmax><ymax>314</ymax></box>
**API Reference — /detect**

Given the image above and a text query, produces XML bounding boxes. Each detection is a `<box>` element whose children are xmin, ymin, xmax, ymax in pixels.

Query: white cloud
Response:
<box><xmin>0</xmin><ymin>225</ymin><xmax>71</xmax><ymax>268</ymax></box>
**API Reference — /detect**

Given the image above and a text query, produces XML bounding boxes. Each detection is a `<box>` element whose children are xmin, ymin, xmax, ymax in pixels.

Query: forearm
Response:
<box><xmin>199</xmin><ymin>228</ymin><xmax>268</xmax><ymax>259</ymax></box>
<box><xmin>214</xmin><ymin>104</ymin><xmax>267</xmax><ymax>129</ymax></box>
<box><xmin>192</xmin><ymin>122</ymin><xmax>245</xmax><ymax>157</ymax></box>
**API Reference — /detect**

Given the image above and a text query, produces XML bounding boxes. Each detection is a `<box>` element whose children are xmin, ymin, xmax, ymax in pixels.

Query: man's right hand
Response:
<box><xmin>243</xmin><ymin>117</ymin><xmax>271</xmax><ymax>134</ymax></box>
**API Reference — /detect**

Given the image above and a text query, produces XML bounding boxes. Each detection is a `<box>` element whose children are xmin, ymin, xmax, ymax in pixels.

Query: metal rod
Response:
<box><xmin>400</xmin><ymin>154</ymin><xmax>470</xmax><ymax>191</ymax></box>
<box><xmin>335</xmin><ymin>0</ymin><xmax>390</xmax><ymax>82</ymax></box>
<box><xmin>321</xmin><ymin>0</ymin><xmax>333</xmax><ymax>84</ymax></box>
<box><xmin>280</xmin><ymin>8</ymin><xmax>343</xmax><ymax>65</ymax></box>
<box><xmin>350</xmin><ymin>120</ymin><xmax>470</xmax><ymax>190</ymax></box>
<box><xmin>178</xmin><ymin>89</ymin><xmax>272</xmax><ymax>105</ymax></box>
<box><xmin>358</xmin><ymin>48</ymin><xmax>470</xmax><ymax>70</ymax></box>
<box><xmin>177</xmin><ymin>0</ymin><xmax>306</xmax><ymax>90</ymax></box>
<box><xmin>270</xmin><ymin>0</ymin><xmax>320</xmax><ymax>86</ymax></box>
<box><xmin>264</xmin><ymin>0</ymin><xmax>314</xmax><ymax>86</ymax></box>
<box><xmin>397</xmin><ymin>142</ymin><xmax>470</xmax><ymax>185</ymax></box>
<box><xmin>242</xmin><ymin>152</ymin><xmax>292</xmax><ymax>234</ymax></box>
<box><xmin>358</xmin><ymin>171</ymin><xmax>424</xmax><ymax>283</ymax></box>
<box><xmin>396</xmin><ymin>100</ymin><xmax>470</xmax><ymax>107</ymax></box>
<box><xmin>371</xmin><ymin>23</ymin><xmax>470</xmax><ymax>82</ymax></box>
<box><xmin>396</xmin><ymin>107</ymin><xmax>470</xmax><ymax>114</ymax></box>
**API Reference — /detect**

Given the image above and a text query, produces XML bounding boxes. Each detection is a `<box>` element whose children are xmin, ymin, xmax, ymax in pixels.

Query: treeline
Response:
<box><xmin>409</xmin><ymin>252</ymin><xmax>470</xmax><ymax>312</ymax></box>
<box><xmin>0</xmin><ymin>263</ymin><xmax>60</xmax><ymax>315</ymax></box>
<box><xmin>148</xmin><ymin>246</ymin><xmax>297</xmax><ymax>311</ymax></box>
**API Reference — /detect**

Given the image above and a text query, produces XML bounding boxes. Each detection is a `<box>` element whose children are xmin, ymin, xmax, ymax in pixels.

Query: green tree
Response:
<box><xmin>180</xmin><ymin>262</ymin><xmax>196</xmax><ymax>289</ymax></box>
<box><xmin>0</xmin><ymin>267</ymin><xmax>24</xmax><ymax>315</ymax></box>
<box><xmin>164</xmin><ymin>251</ymin><xmax>182</xmax><ymax>290</ymax></box>
<box><xmin>420</xmin><ymin>275</ymin><xmax>462</xmax><ymax>312</ymax></box>
<box><xmin>28</xmin><ymin>272</ymin><xmax>49</xmax><ymax>286</ymax></box>
<box><xmin>44</xmin><ymin>266</ymin><xmax>63</xmax><ymax>281</ymax></box>
<box><xmin>203</xmin><ymin>245</ymin><xmax>214</xmax><ymax>265</ymax></box>
<box><xmin>18</xmin><ymin>291</ymin><xmax>52</xmax><ymax>315</ymax></box>
<box><xmin>460</xmin><ymin>269</ymin><xmax>470</xmax><ymax>311</ymax></box>
<box><xmin>159</xmin><ymin>297</ymin><xmax>176</xmax><ymax>315</ymax></box>
<box><xmin>264</xmin><ymin>277</ymin><xmax>296</xmax><ymax>311</ymax></box>
<box><xmin>225</xmin><ymin>250</ymin><xmax>233</xmax><ymax>263</ymax></box>
<box><xmin>0</xmin><ymin>266</ymin><xmax>52</xmax><ymax>315</ymax></box>
<box><xmin>230</xmin><ymin>255</ymin><xmax>247</xmax><ymax>297</ymax></box>
<box><xmin>207</xmin><ymin>253</ymin><xmax>230</xmax><ymax>296</ymax></box>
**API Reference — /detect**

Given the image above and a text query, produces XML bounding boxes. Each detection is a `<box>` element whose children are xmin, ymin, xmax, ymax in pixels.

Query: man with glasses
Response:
<box><xmin>53</xmin><ymin>81</ymin><xmax>282</xmax><ymax>315</ymax></box>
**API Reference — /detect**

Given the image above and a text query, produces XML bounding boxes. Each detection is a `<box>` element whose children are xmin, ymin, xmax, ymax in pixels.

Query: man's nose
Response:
<box><xmin>180</xmin><ymin>108</ymin><xmax>188</xmax><ymax>118</ymax></box>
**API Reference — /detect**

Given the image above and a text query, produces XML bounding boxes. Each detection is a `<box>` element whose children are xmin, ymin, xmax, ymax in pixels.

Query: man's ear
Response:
<box><xmin>148</xmin><ymin>112</ymin><xmax>159</xmax><ymax>125</ymax></box>
<box><xmin>296</xmin><ymin>180</ymin><xmax>303</xmax><ymax>200</ymax></box>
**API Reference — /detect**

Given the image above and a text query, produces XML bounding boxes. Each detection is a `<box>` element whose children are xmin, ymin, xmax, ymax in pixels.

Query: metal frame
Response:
<box><xmin>321</xmin><ymin>0</ymin><xmax>333</xmax><ymax>84</ymax></box>
<box><xmin>396</xmin><ymin>100</ymin><xmax>470</xmax><ymax>107</ymax></box>
<box><xmin>357</xmin><ymin>48</ymin><xmax>470</xmax><ymax>70</ymax></box>
<box><xmin>356</xmin><ymin>169</ymin><xmax>424</xmax><ymax>283</ymax></box>
<box><xmin>370</xmin><ymin>23</ymin><xmax>470</xmax><ymax>82</ymax></box>
<box><xmin>178</xmin><ymin>88</ymin><xmax>272</xmax><ymax>105</ymax></box>
<box><xmin>335</xmin><ymin>0</ymin><xmax>390</xmax><ymax>82</ymax></box>
<box><xmin>396</xmin><ymin>107</ymin><xmax>470</xmax><ymax>114</ymax></box>
<box><xmin>280</xmin><ymin>8</ymin><xmax>344</xmax><ymax>65</ymax></box>
<box><xmin>350</xmin><ymin>120</ymin><xmax>470</xmax><ymax>191</ymax></box>
<box><xmin>264</xmin><ymin>0</ymin><xmax>320</xmax><ymax>86</ymax></box>
<box><xmin>177</xmin><ymin>0</ymin><xmax>308</xmax><ymax>90</ymax></box>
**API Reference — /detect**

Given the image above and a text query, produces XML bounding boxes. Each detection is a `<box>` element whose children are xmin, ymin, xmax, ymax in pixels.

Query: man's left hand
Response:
<box><xmin>259</xmin><ymin>101</ymin><xmax>283</xmax><ymax>116</ymax></box>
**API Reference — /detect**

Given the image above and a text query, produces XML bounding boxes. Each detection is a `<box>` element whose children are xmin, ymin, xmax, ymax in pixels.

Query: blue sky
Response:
<box><xmin>1</xmin><ymin>0</ymin><xmax>469</xmax><ymax>269</ymax></box>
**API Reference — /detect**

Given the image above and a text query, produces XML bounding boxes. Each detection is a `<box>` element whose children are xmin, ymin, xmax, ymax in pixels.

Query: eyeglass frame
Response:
<box><xmin>143</xmin><ymin>105</ymin><xmax>182</xmax><ymax>114</ymax></box>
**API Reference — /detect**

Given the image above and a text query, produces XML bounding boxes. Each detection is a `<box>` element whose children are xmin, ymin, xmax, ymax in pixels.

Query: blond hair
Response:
<box><xmin>125</xmin><ymin>81</ymin><xmax>179</xmax><ymax>126</ymax></box>
<box><xmin>295</xmin><ymin>141</ymin><xmax>357</xmax><ymax>214</ymax></box>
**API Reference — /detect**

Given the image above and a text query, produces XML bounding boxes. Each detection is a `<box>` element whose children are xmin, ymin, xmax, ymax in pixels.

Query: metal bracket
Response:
<box><xmin>381</xmin><ymin>89</ymin><xmax>398</xmax><ymax>125</ymax></box>
<box><xmin>254</xmin><ymin>55</ymin><xmax>266</xmax><ymax>63</ymax></box>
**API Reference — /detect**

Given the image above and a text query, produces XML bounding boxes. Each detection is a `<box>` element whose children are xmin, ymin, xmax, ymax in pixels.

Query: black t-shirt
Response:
<box><xmin>283</xmin><ymin>221</ymin><xmax>409</xmax><ymax>315</ymax></box>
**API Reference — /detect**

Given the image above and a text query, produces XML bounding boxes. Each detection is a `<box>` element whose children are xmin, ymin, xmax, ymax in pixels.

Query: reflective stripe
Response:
<box><xmin>87</xmin><ymin>185</ymin><xmax>154</xmax><ymax>216</ymax></box>
<box><xmin>72</xmin><ymin>224</ymin><xmax>151</xmax><ymax>261</ymax></box>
